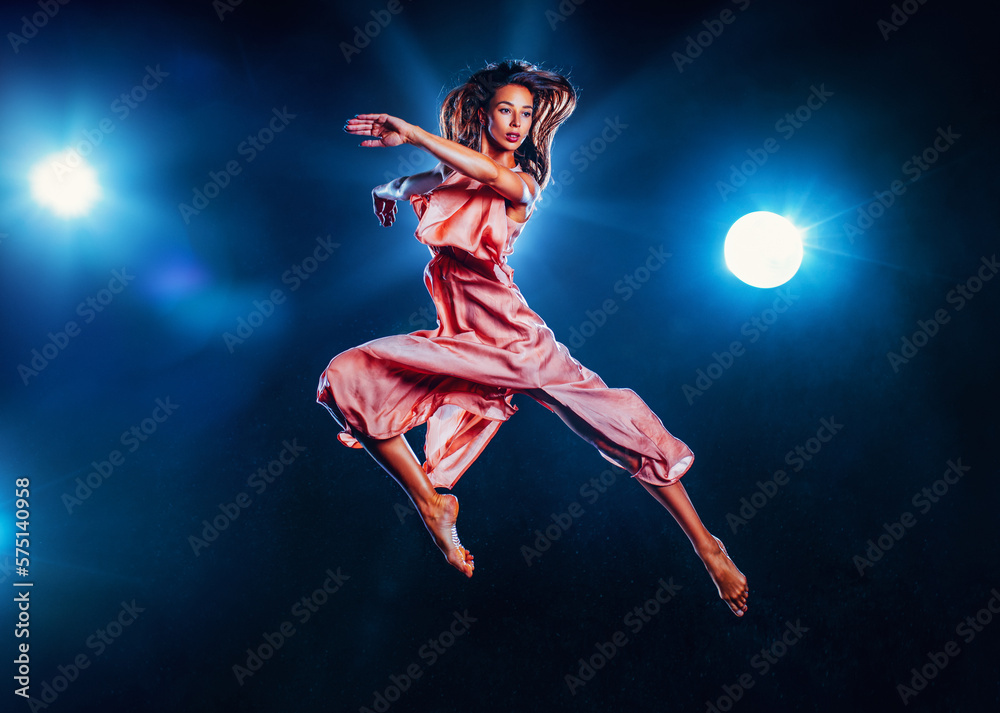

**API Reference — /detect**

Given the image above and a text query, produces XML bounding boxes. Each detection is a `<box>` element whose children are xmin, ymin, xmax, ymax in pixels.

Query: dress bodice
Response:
<box><xmin>409</xmin><ymin>168</ymin><xmax>530</xmax><ymax>273</ymax></box>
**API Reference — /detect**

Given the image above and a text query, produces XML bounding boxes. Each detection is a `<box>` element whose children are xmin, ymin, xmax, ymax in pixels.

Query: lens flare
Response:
<box><xmin>29</xmin><ymin>150</ymin><xmax>102</xmax><ymax>218</ymax></box>
<box><xmin>724</xmin><ymin>211</ymin><xmax>803</xmax><ymax>288</ymax></box>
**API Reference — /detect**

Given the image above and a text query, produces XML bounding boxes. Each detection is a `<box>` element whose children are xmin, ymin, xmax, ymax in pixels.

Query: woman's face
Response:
<box><xmin>481</xmin><ymin>83</ymin><xmax>534</xmax><ymax>152</ymax></box>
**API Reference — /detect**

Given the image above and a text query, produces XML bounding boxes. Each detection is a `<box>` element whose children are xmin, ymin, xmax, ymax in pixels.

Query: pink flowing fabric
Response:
<box><xmin>316</xmin><ymin>168</ymin><xmax>693</xmax><ymax>489</ymax></box>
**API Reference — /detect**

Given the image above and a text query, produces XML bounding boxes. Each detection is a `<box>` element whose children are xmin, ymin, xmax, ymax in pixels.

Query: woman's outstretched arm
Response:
<box><xmin>345</xmin><ymin>114</ymin><xmax>536</xmax><ymax>207</ymax></box>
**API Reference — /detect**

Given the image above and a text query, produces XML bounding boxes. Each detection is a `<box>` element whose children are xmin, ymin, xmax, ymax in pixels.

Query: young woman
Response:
<box><xmin>318</xmin><ymin>60</ymin><xmax>749</xmax><ymax>617</ymax></box>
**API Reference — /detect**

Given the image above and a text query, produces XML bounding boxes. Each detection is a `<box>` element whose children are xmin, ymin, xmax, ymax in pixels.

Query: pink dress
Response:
<box><xmin>316</xmin><ymin>168</ymin><xmax>694</xmax><ymax>489</ymax></box>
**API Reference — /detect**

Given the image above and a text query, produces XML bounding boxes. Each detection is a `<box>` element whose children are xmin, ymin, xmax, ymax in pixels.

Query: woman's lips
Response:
<box><xmin>506</xmin><ymin>133</ymin><xmax>520</xmax><ymax>142</ymax></box>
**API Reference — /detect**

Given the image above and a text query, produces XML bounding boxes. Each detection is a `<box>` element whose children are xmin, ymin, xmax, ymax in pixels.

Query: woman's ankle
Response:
<box><xmin>416</xmin><ymin>491</ymin><xmax>444</xmax><ymax>520</ymax></box>
<box><xmin>694</xmin><ymin>535</ymin><xmax>723</xmax><ymax>560</ymax></box>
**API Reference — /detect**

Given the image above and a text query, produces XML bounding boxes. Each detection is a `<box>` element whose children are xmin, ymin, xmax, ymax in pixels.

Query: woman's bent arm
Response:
<box><xmin>406</xmin><ymin>125</ymin><xmax>534</xmax><ymax>206</ymax></box>
<box><xmin>345</xmin><ymin>114</ymin><xmax>534</xmax><ymax>207</ymax></box>
<box><xmin>375</xmin><ymin>163</ymin><xmax>448</xmax><ymax>201</ymax></box>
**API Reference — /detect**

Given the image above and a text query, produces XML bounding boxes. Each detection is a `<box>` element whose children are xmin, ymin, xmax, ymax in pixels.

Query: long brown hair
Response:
<box><xmin>439</xmin><ymin>59</ymin><xmax>577</xmax><ymax>189</ymax></box>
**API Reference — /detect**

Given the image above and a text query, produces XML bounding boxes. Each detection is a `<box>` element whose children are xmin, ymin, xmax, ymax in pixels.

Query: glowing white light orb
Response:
<box><xmin>29</xmin><ymin>150</ymin><xmax>101</xmax><ymax>217</ymax></box>
<box><xmin>724</xmin><ymin>211</ymin><xmax>803</xmax><ymax>288</ymax></box>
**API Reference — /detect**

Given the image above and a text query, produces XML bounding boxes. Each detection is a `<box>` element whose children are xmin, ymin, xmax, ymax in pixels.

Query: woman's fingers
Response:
<box><xmin>348</xmin><ymin>125</ymin><xmax>397</xmax><ymax>147</ymax></box>
<box><xmin>352</xmin><ymin>113</ymin><xmax>394</xmax><ymax>127</ymax></box>
<box><xmin>345</xmin><ymin>119</ymin><xmax>376</xmax><ymax>131</ymax></box>
<box><xmin>348</xmin><ymin>127</ymin><xmax>382</xmax><ymax>137</ymax></box>
<box><xmin>373</xmin><ymin>196</ymin><xmax>396</xmax><ymax>227</ymax></box>
<box><xmin>345</xmin><ymin>114</ymin><xmax>407</xmax><ymax>147</ymax></box>
<box><xmin>344</xmin><ymin>117</ymin><xmax>383</xmax><ymax>142</ymax></box>
<box><xmin>345</xmin><ymin>115</ymin><xmax>387</xmax><ymax>134</ymax></box>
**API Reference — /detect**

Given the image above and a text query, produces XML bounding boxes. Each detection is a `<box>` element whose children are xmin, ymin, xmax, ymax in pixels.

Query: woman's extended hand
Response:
<box><xmin>371</xmin><ymin>187</ymin><xmax>397</xmax><ymax>227</ymax></box>
<box><xmin>345</xmin><ymin>113</ymin><xmax>413</xmax><ymax>148</ymax></box>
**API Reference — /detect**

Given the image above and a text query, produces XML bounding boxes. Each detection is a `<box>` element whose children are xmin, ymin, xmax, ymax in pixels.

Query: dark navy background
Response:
<box><xmin>1</xmin><ymin>0</ymin><xmax>997</xmax><ymax>711</ymax></box>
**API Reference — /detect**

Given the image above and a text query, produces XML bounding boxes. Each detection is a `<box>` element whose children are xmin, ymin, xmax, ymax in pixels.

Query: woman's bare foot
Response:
<box><xmin>698</xmin><ymin>536</ymin><xmax>748</xmax><ymax>617</ymax></box>
<box><xmin>418</xmin><ymin>493</ymin><xmax>475</xmax><ymax>578</ymax></box>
